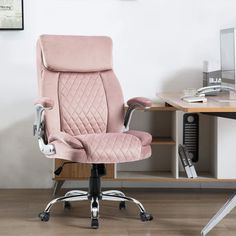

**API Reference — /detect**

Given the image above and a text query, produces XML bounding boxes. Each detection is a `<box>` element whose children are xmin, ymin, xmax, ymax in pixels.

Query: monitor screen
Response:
<box><xmin>220</xmin><ymin>28</ymin><xmax>235</xmax><ymax>89</ymax></box>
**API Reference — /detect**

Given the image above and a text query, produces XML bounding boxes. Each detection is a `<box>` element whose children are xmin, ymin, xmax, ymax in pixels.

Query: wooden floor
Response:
<box><xmin>0</xmin><ymin>189</ymin><xmax>236</xmax><ymax>236</ymax></box>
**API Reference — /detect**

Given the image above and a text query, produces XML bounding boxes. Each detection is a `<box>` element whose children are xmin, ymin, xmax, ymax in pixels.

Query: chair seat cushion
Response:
<box><xmin>125</xmin><ymin>130</ymin><xmax>152</xmax><ymax>146</ymax></box>
<box><xmin>49</xmin><ymin>131</ymin><xmax>152</xmax><ymax>163</ymax></box>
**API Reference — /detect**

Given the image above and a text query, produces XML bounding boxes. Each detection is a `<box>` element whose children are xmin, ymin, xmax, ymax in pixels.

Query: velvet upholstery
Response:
<box><xmin>39</xmin><ymin>35</ymin><xmax>112</xmax><ymax>72</ymax></box>
<box><xmin>127</xmin><ymin>97</ymin><xmax>152</xmax><ymax>108</ymax></box>
<box><xmin>58</xmin><ymin>72</ymin><xmax>108</xmax><ymax>135</ymax></box>
<box><xmin>36</xmin><ymin>35</ymin><xmax>152</xmax><ymax>163</ymax></box>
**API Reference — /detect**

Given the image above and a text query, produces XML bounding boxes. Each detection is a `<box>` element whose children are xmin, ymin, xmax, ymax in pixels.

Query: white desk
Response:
<box><xmin>158</xmin><ymin>93</ymin><xmax>236</xmax><ymax>236</ymax></box>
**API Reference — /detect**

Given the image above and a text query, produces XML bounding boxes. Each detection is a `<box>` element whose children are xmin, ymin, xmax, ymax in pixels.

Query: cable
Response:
<box><xmin>54</xmin><ymin>162</ymin><xmax>76</xmax><ymax>176</ymax></box>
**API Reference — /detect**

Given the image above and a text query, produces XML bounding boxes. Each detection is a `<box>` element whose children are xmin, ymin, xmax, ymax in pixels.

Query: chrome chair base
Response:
<box><xmin>39</xmin><ymin>189</ymin><xmax>153</xmax><ymax>229</ymax></box>
<box><xmin>201</xmin><ymin>192</ymin><xmax>236</xmax><ymax>236</ymax></box>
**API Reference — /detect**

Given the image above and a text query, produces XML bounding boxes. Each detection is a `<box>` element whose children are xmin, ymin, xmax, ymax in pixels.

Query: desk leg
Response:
<box><xmin>201</xmin><ymin>193</ymin><xmax>236</xmax><ymax>236</ymax></box>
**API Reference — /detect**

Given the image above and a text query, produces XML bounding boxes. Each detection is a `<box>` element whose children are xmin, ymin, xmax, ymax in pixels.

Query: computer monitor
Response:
<box><xmin>220</xmin><ymin>28</ymin><xmax>236</xmax><ymax>90</ymax></box>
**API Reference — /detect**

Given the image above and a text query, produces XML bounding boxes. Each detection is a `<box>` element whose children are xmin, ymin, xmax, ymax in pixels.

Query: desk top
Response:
<box><xmin>158</xmin><ymin>93</ymin><xmax>236</xmax><ymax>112</ymax></box>
<box><xmin>125</xmin><ymin>103</ymin><xmax>176</xmax><ymax>111</ymax></box>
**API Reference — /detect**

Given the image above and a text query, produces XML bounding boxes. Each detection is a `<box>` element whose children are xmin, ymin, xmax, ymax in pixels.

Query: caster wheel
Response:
<box><xmin>140</xmin><ymin>212</ymin><xmax>153</xmax><ymax>222</ymax></box>
<box><xmin>64</xmin><ymin>201</ymin><xmax>71</xmax><ymax>209</ymax></box>
<box><xmin>119</xmin><ymin>201</ymin><xmax>126</xmax><ymax>210</ymax></box>
<box><xmin>91</xmin><ymin>218</ymin><xmax>99</xmax><ymax>229</ymax></box>
<box><xmin>38</xmin><ymin>212</ymin><xmax>50</xmax><ymax>222</ymax></box>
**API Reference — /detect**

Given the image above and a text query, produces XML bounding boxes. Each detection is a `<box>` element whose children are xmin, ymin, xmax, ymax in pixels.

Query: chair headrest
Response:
<box><xmin>39</xmin><ymin>35</ymin><xmax>113</xmax><ymax>72</ymax></box>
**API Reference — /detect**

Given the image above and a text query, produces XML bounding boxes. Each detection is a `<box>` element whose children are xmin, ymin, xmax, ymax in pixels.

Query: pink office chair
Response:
<box><xmin>34</xmin><ymin>35</ymin><xmax>153</xmax><ymax>228</ymax></box>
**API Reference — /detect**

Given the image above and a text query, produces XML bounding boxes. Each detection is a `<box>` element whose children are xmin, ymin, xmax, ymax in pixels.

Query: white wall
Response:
<box><xmin>1</xmin><ymin>0</ymin><xmax>236</xmax><ymax>188</ymax></box>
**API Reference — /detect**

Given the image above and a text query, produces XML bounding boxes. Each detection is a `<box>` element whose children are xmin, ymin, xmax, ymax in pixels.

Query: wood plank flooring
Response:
<box><xmin>0</xmin><ymin>189</ymin><xmax>236</xmax><ymax>236</ymax></box>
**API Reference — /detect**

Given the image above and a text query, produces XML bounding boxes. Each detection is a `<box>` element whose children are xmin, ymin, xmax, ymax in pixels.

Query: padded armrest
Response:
<box><xmin>127</xmin><ymin>97</ymin><xmax>152</xmax><ymax>109</ymax></box>
<box><xmin>124</xmin><ymin>97</ymin><xmax>152</xmax><ymax>131</ymax></box>
<box><xmin>34</xmin><ymin>97</ymin><xmax>54</xmax><ymax>109</ymax></box>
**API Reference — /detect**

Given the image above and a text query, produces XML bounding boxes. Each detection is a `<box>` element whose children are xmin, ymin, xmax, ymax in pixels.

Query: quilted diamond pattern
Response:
<box><xmin>59</xmin><ymin>72</ymin><xmax>108</xmax><ymax>136</ymax></box>
<box><xmin>76</xmin><ymin>133</ymin><xmax>142</xmax><ymax>163</ymax></box>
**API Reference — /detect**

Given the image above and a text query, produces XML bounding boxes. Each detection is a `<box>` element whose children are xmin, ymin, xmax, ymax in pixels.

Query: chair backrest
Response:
<box><xmin>37</xmin><ymin>35</ymin><xmax>125</xmax><ymax>137</ymax></box>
